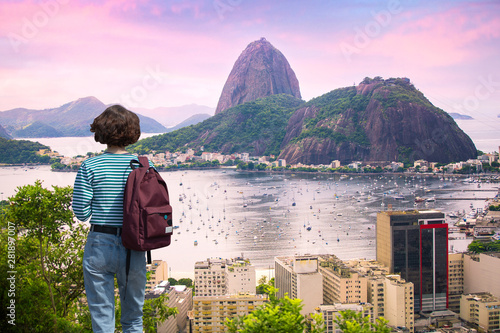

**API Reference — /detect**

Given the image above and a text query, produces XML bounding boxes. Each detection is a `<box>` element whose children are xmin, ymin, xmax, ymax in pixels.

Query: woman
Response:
<box><xmin>73</xmin><ymin>105</ymin><xmax>147</xmax><ymax>333</ymax></box>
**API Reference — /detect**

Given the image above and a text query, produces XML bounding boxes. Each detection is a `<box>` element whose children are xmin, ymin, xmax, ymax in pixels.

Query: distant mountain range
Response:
<box><xmin>132</xmin><ymin>104</ymin><xmax>214</xmax><ymax>127</ymax></box>
<box><xmin>0</xmin><ymin>125</ymin><xmax>12</xmax><ymax>139</ymax></box>
<box><xmin>0</xmin><ymin>97</ymin><xmax>214</xmax><ymax>138</ymax></box>
<box><xmin>165</xmin><ymin>114</ymin><xmax>212</xmax><ymax>132</ymax></box>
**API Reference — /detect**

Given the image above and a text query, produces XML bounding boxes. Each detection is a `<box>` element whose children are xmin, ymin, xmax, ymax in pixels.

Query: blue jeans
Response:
<box><xmin>83</xmin><ymin>230</ymin><xmax>147</xmax><ymax>333</ymax></box>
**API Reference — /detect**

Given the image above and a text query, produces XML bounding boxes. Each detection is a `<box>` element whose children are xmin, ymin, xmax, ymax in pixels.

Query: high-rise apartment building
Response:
<box><xmin>190</xmin><ymin>293</ymin><xmax>268</xmax><ymax>332</ymax></box>
<box><xmin>345</xmin><ymin>259</ymin><xmax>414</xmax><ymax>332</ymax></box>
<box><xmin>464</xmin><ymin>252</ymin><xmax>500</xmax><ymax>299</ymax></box>
<box><xmin>226</xmin><ymin>258</ymin><xmax>256</xmax><ymax>295</ymax></box>
<box><xmin>194</xmin><ymin>258</ymin><xmax>228</xmax><ymax>296</ymax></box>
<box><xmin>146</xmin><ymin>281</ymin><xmax>193</xmax><ymax>333</ymax></box>
<box><xmin>315</xmin><ymin>303</ymin><xmax>374</xmax><ymax>333</ymax></box>
<box><xmin>275</xmin><ymin>255</ymin><xmax>323</xmax><ymax>315</ymax></box>
<box><xmin>383</xmin><ymin>275</ymin><xmax>414</xmax><ymax>332</ymax></box>
<box><xmin>146</xmin><ymin>260</ymin><xmax>169</xmax><ymax>292</ymax></box>
<box><xmin>317</xmin><ymin>255</ymin><xmax>368</xmax><ymax>304</ymax></box>
<box><xmin>460</xmin><ymin>292</ymin><xmax>500</xmax><ymax>333</ymax></box>
<box><xmin>194</xmin><ymin>257</ymin><xmax>256</xmax><ymax>296</ymax></box>
<box><xmin>377</xmin><ymin>210</ymin><xmax>448</xmax><ymax>313</ymax></box>
<box><xmin>448</xmin><ymin>252</ymin><xmax>465</xmax><ymax>313</ymax></box>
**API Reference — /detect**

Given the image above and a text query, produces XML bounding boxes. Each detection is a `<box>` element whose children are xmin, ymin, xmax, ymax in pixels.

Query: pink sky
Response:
<box><xmin>1</xmin><ymin>0</ymin><xmax>499</xmax><ymax>125</ymax></box>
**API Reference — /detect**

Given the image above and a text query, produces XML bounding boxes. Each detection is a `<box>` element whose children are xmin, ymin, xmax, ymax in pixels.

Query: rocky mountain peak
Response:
<box><xmin>215</xmin><ymin>38</ymin><xmax>301</xmax><ymax>114</ymax></box>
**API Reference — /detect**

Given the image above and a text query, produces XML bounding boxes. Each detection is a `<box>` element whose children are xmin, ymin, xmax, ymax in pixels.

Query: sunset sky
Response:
<box><xmin>1</xmin><ymin>0</ymin><xmax>499</xmax><ymax>125</ymax></box>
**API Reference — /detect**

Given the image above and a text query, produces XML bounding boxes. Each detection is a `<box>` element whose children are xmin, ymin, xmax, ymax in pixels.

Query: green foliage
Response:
<box><xmin>51</xmin><ymin>161</ymin><xmax>67</xmax><ymax>170</ymax></box>
<box><xmin>467</xmin><ymin>239</ymin><xmax>500</xmax><ymax>253</ymax></box>
<box><xmin>225</xmin><ymin>287</ymin><xmax>324</xmax><ymax>333</ymax></box>
<box><xmin>142</xmin><ymin>294</ymin><xmax>179</xmax><ymax>333</ymax></box>
<box><xmin>489</xmin><ymin>204</ymin><xmax>500</xmax><ymax>211</ymax></box>
<box><xmin>371</xmin><ymin>79</ymin><xmax>432</xmax><ymax>111</ymax></box>
<box><xmin>168</xmin><ymin>277</ymin><xmax>193</xmax><ymax>287</ymax></box>
<box><xmin>334</xmin><ymin>310</ymin><xmax>390</xmax><ymax>333</ymax></box>
<box><xmin>0</xmin><ymin>181</ymin><xmax>176</xmax><ymax>332</ymax></box>
<box><xmin>0</xmin><ymin>137</ymin><xmax>54</xmax><ymax>164</ymax></box>
<box><xmin>129</xmin><ymin>94</ymin><xmax>305</xmax><ymax>156</ymax></box>
<box><xmin>237</xmin><ymin>162</ymin><xmax>270</xmax><ymax>171</ymax></box>
<box><xmin>294</xmin><ymin>87</ymin><xmax>370</xmax><ymax>147</ymax></box>
<box><xmin>256</xmin><ymin>276</ymin><xmax>274</xmax><ymax>294</ymax></box>
<box><xmin>0</xmin><ymin>181</ymin><xmax>87</xmax><ymax>332</ymax></box>
<box><xmin>482</xmin><ymin>162</ymin><xmax>500</xmax><ymax>173</ymax></box>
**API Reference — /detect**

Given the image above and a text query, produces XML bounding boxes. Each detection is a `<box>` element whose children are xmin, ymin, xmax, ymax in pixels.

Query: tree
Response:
<box><xmin>178</xmin><ymin>278</ymin><xmax>193</xmax><ymax>287</ymax></box>
<box><xmin>256</xmin><ymin>276</ymin><xmax>274</xmax><ymax>294</ymax></box>
<box><xmin>489</xmin><ymin>204</ymin><xmax>500</xmax><ymax>211</ymax></box>
<box><xmin>0</xmin><ymin>181</ymin><xmax>178</xmax><ymax>332</ymax></box>
<box><xmin>142</xmin><ymin>294</ymin><xmax>178</xmax><ymax>333</ymax></box>
<box><xmin>225</xmin><ymin>287</ymin><xmax>325</xmax><ymax>333</ymax></box>
<box><xmin>468</xmin><ymin>239</ymin><xmax>500</xmax><ymax>253</ymax></box>
<box><xmin>334</xmin><ymin>309</ymin><xmax>390</xmax><ymax>333</ymax></box>
<box><xmin>0</xmin><ymin>181</ymin><xmax>87</xmax><ymax>332</ymax></box>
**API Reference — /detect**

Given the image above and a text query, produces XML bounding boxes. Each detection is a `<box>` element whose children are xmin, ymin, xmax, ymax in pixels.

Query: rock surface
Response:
<box><xmin>279</xmin><ymin>79</ymin><xmax>477</xmax><ymax>165</ymax></box>
<box><xmin>215</xmin><ymin>38</ymin><xmax>301</xmax><ymax>114</ymax></box>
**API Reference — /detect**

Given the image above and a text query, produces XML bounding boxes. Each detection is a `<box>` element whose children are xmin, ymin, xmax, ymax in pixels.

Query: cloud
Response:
<box><xmin>0</xmin><ymin>0</ymin><xmax>499</xmax><ymax>117</ymax></box>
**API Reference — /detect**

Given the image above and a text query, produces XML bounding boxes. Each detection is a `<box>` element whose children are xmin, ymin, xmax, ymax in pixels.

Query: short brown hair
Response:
<box><xmin>90</xmin><ymin>105</ymin><xmax>141</xmax><ymax>147</ymax></box>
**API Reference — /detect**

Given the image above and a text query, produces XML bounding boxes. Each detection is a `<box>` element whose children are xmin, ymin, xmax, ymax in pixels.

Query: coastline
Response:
<box><xmin>1</xmin><ymin>163</ymin><xmax>498</xmax><ymax>182</ymax></box>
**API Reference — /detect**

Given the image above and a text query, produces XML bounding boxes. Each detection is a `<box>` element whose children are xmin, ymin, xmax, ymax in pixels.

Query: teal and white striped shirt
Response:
<box><xmin>73</xmin><ymin>153</ymin><xmax>152</xmax><ymax>227</ymax></box>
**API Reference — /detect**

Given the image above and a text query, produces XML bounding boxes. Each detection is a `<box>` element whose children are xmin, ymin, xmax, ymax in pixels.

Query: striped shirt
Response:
<box><xmin>72</xmin><ymin>153</ymin><xmax>152</xmax><ymax>227</ymax></box>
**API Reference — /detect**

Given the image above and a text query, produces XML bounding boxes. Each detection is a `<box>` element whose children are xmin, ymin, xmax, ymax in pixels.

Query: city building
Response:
<box><xmin>331</xmin><ymin>160</ymin><xmax>341</xmax><ymax>168</ymax></box>
<box><xmin>194</xmin><ymin>258</ymin><xmax>227</xmax><ymax>296</ymax></box>
<box><xmin>314</xmin><ymin>303</ymin><xmax>375</xmax><ymax>333</ymax></box>
<box><xmin>190</xmin><ymin>293</ymin><xmax>268</xmax><ymax>332</ymax></box>
<box><xmin>377</xmin><ymin>210</ymin><xmax>448</xmax><ymax>313</ymax></box>
<box><xmin>146</xmin><ymin>281</ymin><xmax>193</xmax><ymax>333</ymax></box>
<box><xmin>463</xmin><ymin>252</ymin><xmax>500</xmax><ymax>299</ymax></box>
<box><xmin>275</xmin><ymin>255</ymin><xmax>323</xmax><ymax>315</ymax></box>
<box><xmin>194</xmin><ymin>257</ymin><xmax>256</xmax><ymax>297</ymax></box>
<box><xmin>448</xmin><ymin>253</ymin><xmax>465</xmax><ymax>314</ymax></box>
<box><xmin>173</xmin><ymin>285</ymin><xmax>193</xmax><ymax>333</ymax></box>
<box><xmin>460</xmin><ymin>292</ymin><xmax>500</xmax><ymax>333</ymax></box>
<box><xmin>383</xmin><ymin>275</ymin><xmax>415</xmax><ymax>332</ymax></box>
<box><xmin>317</xmin><ymin>255</ymin><xmax>368</xmax><ymax>304</ymax></box>
<box><xmin>146</xmin><ymin>260</ymin><xmax>169</xmax><ymax>292</ymax></box>
<box><xmin>414</xmin><ymin>160</ymin><xmax>429</xmax><ymax>168</ymax></box>
<box><xmin>226</xmin><ymin>257</ymin><xmax>256</xmax><ymax>295</ymax></box>
<box><xmin>346</xmin><ymin>259</ymin><xmax>414</xmax><ymax>332</ymax></box>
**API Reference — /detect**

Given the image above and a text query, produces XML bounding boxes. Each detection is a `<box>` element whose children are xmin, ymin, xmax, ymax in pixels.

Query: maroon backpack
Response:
<box><xmin>122</xmin><ymin>156</ymin><xmax>173</xmax><ymax>262</ymax></box>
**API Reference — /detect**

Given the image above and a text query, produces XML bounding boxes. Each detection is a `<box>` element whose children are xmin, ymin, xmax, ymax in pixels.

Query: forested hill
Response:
<box><xmin>279</xmin><ymin>77</ymin><xmax>477</xmax><ymax>164</ymax></box>
<box><xmin>129</xmin><ymin>94</ymin><xmax>305</xmax><ymax>156</ymax></box>
<box><xmin>0</xmin><ymin>138</ymin><xmax>54</xmax><ymax>164</ymax></box>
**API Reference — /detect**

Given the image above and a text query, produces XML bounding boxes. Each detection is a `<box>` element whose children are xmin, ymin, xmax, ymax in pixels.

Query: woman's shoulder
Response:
<box><xmin>83</xmin><ymin>153</ymin><xmax>138</xmax><ymax>166</ymax></box>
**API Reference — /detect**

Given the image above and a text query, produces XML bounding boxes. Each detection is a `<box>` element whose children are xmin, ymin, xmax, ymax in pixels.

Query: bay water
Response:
<box><xmin>1</xmin><ymin>138</ymin><xmax>497</xmax><ymax>278</ymax></box>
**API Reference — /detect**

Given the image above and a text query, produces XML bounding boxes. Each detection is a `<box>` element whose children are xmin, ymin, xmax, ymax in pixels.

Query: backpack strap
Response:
<box><xmin>138</xmin><ymin>156</ymin><xmax>150</xmax><ymax>169</ymax></box>
<box><xmin>129</xmin><ymin>156</ymin><xmax>150</xmax><ymax>170</ymax></box>
<box><xmin>123</xmin><ymin>249</ymin><xmax>131</xmax><ymax>301</ymax></box>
